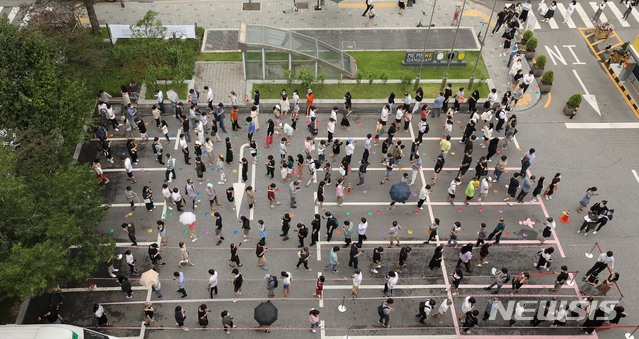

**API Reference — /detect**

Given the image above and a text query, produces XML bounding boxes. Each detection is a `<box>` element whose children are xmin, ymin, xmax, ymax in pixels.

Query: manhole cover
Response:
<box><xmin>242</xmin><ymin>2</ymin><xmax>261</xmax><ymax>10</ymax></box>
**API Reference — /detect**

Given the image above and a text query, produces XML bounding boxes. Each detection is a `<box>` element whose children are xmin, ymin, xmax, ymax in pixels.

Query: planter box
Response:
<box><xmin>539</xmin><ymin>83</ymin><xmax>552</xmax><ymax>94</ymax></box>
<box><xmin>524</xmin><ymin>50</ymin><xmax>536</xmax><ymax>60</ymax></box>
<box><xmin>532</xmin><ymin>66</ymin><xmax>544</xmax><ymax>77</ymax></box>
<box><xmin>594</xmin><ymin>27</ymin><xmax>612</xmax><ymax>40</ymax></box>
<box><xmin>563</xmin><ymin>103</ymin><xmax>577</xmax><ymax>116</ymax></box>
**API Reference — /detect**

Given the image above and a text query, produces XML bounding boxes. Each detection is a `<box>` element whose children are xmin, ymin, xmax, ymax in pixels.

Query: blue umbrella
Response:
<box><xmin>389</xmin><ymin>182</ymin><xmax>411</xmax><ymax>203</ymax></box>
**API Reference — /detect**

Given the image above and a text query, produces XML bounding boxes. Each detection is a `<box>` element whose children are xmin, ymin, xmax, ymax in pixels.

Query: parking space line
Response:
<box><xmin>632</xmin><ymin>169</ymin><xmax>639</xmax><ymax>184</ymax></box>
<box><xmin>318</xmin><ymin>271</ymin><xmax>324</xmax><ymax>308</ymax></box>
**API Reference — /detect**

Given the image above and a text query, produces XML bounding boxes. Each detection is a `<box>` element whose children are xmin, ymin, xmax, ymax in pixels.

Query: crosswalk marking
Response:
<box><xmin>529</xmin><ymin>10</ymin><xmax>542</xmax><ymax>29</ymax></box>
<box><xmin>548</xmin><ymin>16</ymin><xmax>559</xmax><ymax>29</ymax></box>
<box><xmin>631</xmin><ymin>6</ymin><xmax>639</xmax><ymax>23</ymax></box>
<box><xmin>7</xmin><ymin>7</ymin><xmax>19</xmax><ymax>23</ymax></box>
<box><xmin>556</xmin><ymin>3</ymin><xmax>577</xmax><ymax>28</ymax></box>
<box><xmin>575</xmin><ymin>3</ymin><xmax>595</xmax><ymax>27</ymax></box>
<box><xmin>589</xmin><ymin>2</ymin><xmax>609</xmax><ymax>23</ymax></box>
<box><xmin>607</xmin><ymin>2</ymin><xmax>631</xmax><ymax>27</ymax></box>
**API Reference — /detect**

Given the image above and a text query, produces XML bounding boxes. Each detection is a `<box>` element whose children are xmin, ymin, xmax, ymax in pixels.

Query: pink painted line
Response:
<box><xmin>535</xmin><ymin>183</ymin><xmax>566</xmax><ymax>258</ymax></box>
<box><xmin>466</xmin><ymin>334</ymin><xmax>597</xmax><ymax>339</ymax></box>
<box><xmin>430</xmin><ymin>201</ymin><xmax>540</xmax><ymax>206</ymax></box>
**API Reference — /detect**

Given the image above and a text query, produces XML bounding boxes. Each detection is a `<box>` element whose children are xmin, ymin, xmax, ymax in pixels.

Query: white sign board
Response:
<box><xmin>108</xmin><ymin>24</ymin><xmax>197</xmax><ymax>43</ymax></box>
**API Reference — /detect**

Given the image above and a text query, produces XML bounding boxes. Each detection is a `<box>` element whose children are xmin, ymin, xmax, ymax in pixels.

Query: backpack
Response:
<box><xmin>314</xmin><ymin>159</ymin><xmax>322</xmax><ymax>169</ymax></box>
<box><xmin>377</xmin><ymin>304</ymin><xmax>389</xmax><ymax>317</ymax></box>
<box><xmin>200</xmin><ymin>162</ymin><xmax>206</xmax><ymax>172</ymax></box>
<box><xmin>269</xmin><ymin>275</ymin><xmax>279</xmax><ymax>288</ymax></box>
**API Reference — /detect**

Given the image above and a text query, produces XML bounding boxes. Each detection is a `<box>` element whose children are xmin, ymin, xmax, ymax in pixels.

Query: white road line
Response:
<box><xmin>60</xmin><ymin>286</ymin><xmax>147</xmax><ymax>293</ymax></box>
<box><xmin>607</xmin><ymin>2</ymin><xmax>630</xmax><ymax>27</ymax></box>
<box><xmin>565</xmin><ymin>122</ymin><xmax>639</xmax><ymax>129</ymax></box>
<box><xmin>321</xmin><ymin>201</ymin><xmax>539</xmax><ymax>206</ymax></box>
<box><xmin>318</xmin><ymin>239</ymin><xmax>557</xmax><ymax>245</ymax></box>
<box><xmin>103</xmin><ymin>168</ymin><xmax>165</xmax><ymax>172</ymax></box>
<box><xmin>115</xmin><ymin>241</ymin><xmax>156</xmax><ymax>247</ymax></box>
<box><xmin>250</xmin><ymin>159</ymin><xmax>256</xmax><ymax>221</ymax></box>
<box><xmin>589</xmin><ymin>2</ymin><xmax>609</xmax><ymax>23</ymax></box>
<box><xmin>632</xmin><ymin>170</ymin><xmax>639</xmax><ymax>184</ymax></box>
<box><xmin>105</xmin><ymin>202</ymin><xmax>165</xmax><ymax>208</ymax></box>
<box><xmin>513</xmin><ymin>135</ymin><xmax>520</xmax><ymax>150</ymax></box>
<box><xmin>529</xmin><ymin>11</ymin><xmax>542</xmax><ymax>29</ymax></box>
<box><xmin>575</xmin><ymin>3</ymin><xmax>595</xmax><ymax>27</ymax></box>
<box><xmin>93</xmin><ymin>137</ymin><xmax>177</xmax><ymax>142</ymax></box>
<box><xmin>556</xmin><ymin>3</ymin><xmax>577</xmax><ymax>28</ymax></box>
<box><xmin>316</xmin><ymin>136</ymin><xmax>462</xmax><ymax>141</ymax></box>
<box><xmin>173</xmin><ymin>126</ymin><xmax>181</xmax><ymax>151</ymax></box>
<box><xmin>8</xmin><ymin>7</ymin><xmax>19</xmax><ymax>23</ymax></box>
<box><xmin>548</xmin><ymin>17</ymin><xmax>559</xmax><ymax>29</ymax></box>
<box><xmin>323</xmin><ymin>284</ymin><xmax>448</xmax><ymax>290</ymax></box>
<box><xmin>631</xmin><ymin>3</ymin><xmax>639</xmax><ymax>22</ymax></box>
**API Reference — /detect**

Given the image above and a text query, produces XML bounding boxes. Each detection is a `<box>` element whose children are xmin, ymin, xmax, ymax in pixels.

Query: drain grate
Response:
<box><xmin>242</xmin><ymin>2</ymin><xmax>261</xmax><ymax>10</ymax></box>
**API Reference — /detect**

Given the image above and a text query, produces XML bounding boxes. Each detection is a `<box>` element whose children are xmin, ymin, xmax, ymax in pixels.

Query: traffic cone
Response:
<box><xmin>347</xmin><ymin>183</ymin><xmax>352</xmax><ymax>195</ymax></box>
<box><xmin>559</xmin><ymin>210</ymin><xmax>570</xmax><ymax>224</ymax></box>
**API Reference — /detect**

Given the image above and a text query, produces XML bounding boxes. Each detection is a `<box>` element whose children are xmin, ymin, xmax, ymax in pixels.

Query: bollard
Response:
<box><xmin>584</xmin><ymin>242</ymin><xmax>597</xmax><ymax>259</ymax></box>
<box><xmin>338</xmin><ymin>295</ymin><xmax>347</xmax><ymax>312</ymax></box>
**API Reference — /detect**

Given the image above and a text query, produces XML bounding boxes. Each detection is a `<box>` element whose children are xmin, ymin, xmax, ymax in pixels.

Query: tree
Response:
<box><xmin>0</xmin><ymin>21</ymin><xmax>112</xmax><ymax>298</ymax></box>
<box><xmin>0</xmin><ymin>21</ymin><xmax>95</xmax><ymax>150</ymax></box>
<box><xmin>82</xmin><ymin>0</ymin><xmax>100</xmax><ymax>35</ymax></box>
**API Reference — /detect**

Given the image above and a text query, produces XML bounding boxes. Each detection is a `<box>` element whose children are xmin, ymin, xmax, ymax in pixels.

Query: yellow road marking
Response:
<box><xmin>577</xmin><ymin>27</ymin><xmax>639</xmax><ymax>119</ymax></box>
<box><xmin>544</xmin><ymin>92</ymin><xmax>551</xmax><ymax>108</ymax></box>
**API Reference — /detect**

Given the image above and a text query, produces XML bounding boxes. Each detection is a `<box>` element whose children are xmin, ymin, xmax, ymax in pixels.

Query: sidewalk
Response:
<box><xmin>94</xmin><ymin>0</ymin><xmax>541</xmax><ymax>110</ymax></box>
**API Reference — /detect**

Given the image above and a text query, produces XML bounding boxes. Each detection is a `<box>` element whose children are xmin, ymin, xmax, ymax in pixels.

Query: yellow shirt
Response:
<box><xmin>440</xmin><ymin>139</ymin><xmax>451</xmax><ymax>153</ymax></box>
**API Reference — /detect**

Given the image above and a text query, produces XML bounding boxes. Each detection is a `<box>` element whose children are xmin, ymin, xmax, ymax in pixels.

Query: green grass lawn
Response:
<box><xmin>350</xmin><ymin>51</ymin><xmax>488</xmax><ymax>80</ymax></box>
<box><xmin>198</xmin><ymin>52</ymin><xmax>243</xmax><ymax>62</ymax></box>
<box><xmin>253</xmin><ymin>82</ymin><xmax>489</xmax><ymax>100</ymax></box>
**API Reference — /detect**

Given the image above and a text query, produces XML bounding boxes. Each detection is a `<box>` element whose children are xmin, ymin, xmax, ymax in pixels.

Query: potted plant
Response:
<box><xmin>563</xmin><ymin>93</ymin><xmax>582</xmax><ymax>116</ymax></box>
<box><xmin>533</xmin><ymin>55</ymin><xmax>546</xmax><ymax>77</ymax></box>
<box><xmin>522</xmin><ymin>30</ymin><xmax>534</xmax><ymax>45</ymax></box>
<box><xmin>594</xmin><ymin>22</ymin><xmax>614</xmax><ymax>40</ymax></box>
<box><xmin>540</xmin><ymin>70</ymin><xmax>553</xmax><ymax>93</ymax></box>
<box><xmin>525</xmin><ymin>37</ymin><xmax>538</xmax><ymax>60</ymax></box>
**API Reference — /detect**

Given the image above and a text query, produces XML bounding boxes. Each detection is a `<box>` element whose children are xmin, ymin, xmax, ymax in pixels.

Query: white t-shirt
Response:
<box><xmin>283</xmin><ymin>273</ymin><xmax>292</xmax><ymax>285</ymax></box>
<box><xmin>124</xmin><ymin>158</ymin><xmax>133</xmax><ymax>172</ymax></box>
<box><xmin>388</xmin><ymin>273</ymin><xmax>399</xmax><ymax>288</ymax></box>
<box><xmin>180</xmin><ymin>138</ymin><xmax>188</xmax><ymax>150</ymax></box>
<box><xmin>352</xmin><ymin>273</ymin><xmax>362</xmax><ymax>287</ymax></box>
<box><xmin>462</xmin><ymin>296</ymin><xmax>474</xmax><ymax>313</ymax></box>
<box><xmin>209</xmin><ymin>272</ymin><xmax>218</xmax><ymax>287</ymax></box>
<box><xmin>480</xmin><ymin>179</ymin><xmax>490</xmax><ymax>194</ymax></box>
<box><xmin>126</xmin><ymin>253</ymin><xmax>134</xmax><ymax>265</ymax></box>
<box><xmin>358</xmin><ymin>222</ymin><xmax>368</xmax><ymax>235</ymax></box>
<box><xmin>381</xmin><ymin>107</ymin><xmax>389</xmax><ymax>122</ymax></box>
<box><xmin>438</xmin><ymin>300</ymin><xmax>450</xmax><ymax>314</ymax></box>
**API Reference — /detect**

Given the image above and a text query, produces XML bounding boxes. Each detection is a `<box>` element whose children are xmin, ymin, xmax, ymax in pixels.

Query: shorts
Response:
<box><xmin>283</xmin><ymin>284</ymin><xmax>289</xmax><ymax>289</ymax></box>
<box><xmin>141</xmin><ymin>132</ymin><xmax>148</xmax><ymax>139</ymax></box>
<box><xmin>448</xmin><ymin>193</ymin><xmax>456</xmax><ymax>199</ymax></box>
<box><xmin>287</xmin><ymin>168</ymin><xmax>293</xmax><ymax>174</ymax></box>
<box><xmin>389</xmin><ymin>235</ymin><xmax>398</xmax><ymax>242</ymax></box>
<box><xmin>234</xmin><ymin>284</ymin><xmax>242</xmax><ymax>292</ymax></box>
<box><xmin>215</xmin><ymin>228</ymin><xmax>222</xmax><ymax>235</ymax></box>
<box><xmin>127</xmin><ymin>171</ymin><xmax>133</xmax><ymax>178</ymax></box>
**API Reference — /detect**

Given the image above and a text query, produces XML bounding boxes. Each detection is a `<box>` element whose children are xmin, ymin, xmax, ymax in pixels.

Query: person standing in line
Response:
<box><xmin>377</xmin><ymin>298</ymin><xmax>394</xmax><ymax>328</ymax></box>
<box><xmin>516</xmin><ymin>175</ymin><xmax>534</xmax><ymax>203</ymax></box>
<box><xmin>504</xmin><ymin>173</ymin><xmax>521</xmax><ymax>205</ymax></box>
<box><xmin>309</xmin><ymin>214</ymin><xmax>321</xmax><ymax>246</ymax></box>
<box><xmin>148</xmin><ymin>243</ymin><xmax>165</xmax><ymax>270</ymax></box>
<box><xmin>370</xmin><ymin>246</ymin><xmax>384</xmax><ymax>273</ymax></box>
<box><xmin>446</xmin><ymin>177</ymin><xmax>462</xmax><ymax>205</ymax></box>
<box><xmin>229</xmin><ymin>242</ymin><xmax>242</xmax><ymax>268</ymax></box>
<box><xmin>417</xmin><ymin>184</ymin><xmax>432</xmax><ymax>210</ymax></box>
<box><xmin>197</xmin><ymin>304</ymin><xmax>209</xmax><ymax>328</ymax></box>
<box><xmin>519</xmin><ymin>148</ymin><xmax>535</xmax><ymax>177</ymax></box>
<box><xmin>535</xmin><ymin>247</ymin><xmax>554</xmax><ymax>271</ymax></box>
<box><xmin>351</xmin><ymin>269</ymin><xmax>363</xmax><ymax>298</ymax></box>
<box><xmin>484</xmin><ymin>267</ymin><xmax>509</xmax><ymax>294</ymax></box>
<box><xmin>424</xmin><ymin>218</ymin><xmax>439</xmax><ymax>244</ymax></box>
<box><xmin>265</xmin><ymin>274</ymin><xmax>277</xmax><ymax>298</ymax></box>
<box><xmin>591</xmin><ymin>0</ymin><xmax>608</xmax><ymax>22</ymax></box>
<box><xmin>397</xmin><ymin>246</ymin><xmax>412</xmax><ymax>271</ymax></box>
<box><xmin>231</xmin><ymin>268</ymin><xmax>243</xmax><ymax>301</ymax></box>
<box><xmin>349</xmin><ymin>243</ymin><xmax>363</xmax><ymax>269</ymax></box>
<box><xmin>143</xmin><ymin>302</ymin><xmax>159</xmax><ymax>327</ymax></box>
<box><xmin>256</xmin><ymin>239</ymin><xmax>269</xmax><ymax>270</ymax></box>
<box><xmin>543</xmin><ymin>173</ymin><xmax>561</xmax><ymax>200</ymax></box>
<box><xmin>550</xmin><ymin>265</ymin><xmax>569</xmax><ymax>295</ymax></box>
<box><xmin>185</xmin><ymin>179</ymin><xmax>198</xmax><ymax>210</ymax></box>
<box><xmin>296</xmin><ymin>247</ymin><xmax>312</xmax><ymax>271</ymax></box>
<box><xmin>173</xmin><ymin>271</ymin><xmax>187</xmax><ymax>298</ymax></box>
<box><xmin>221</xmin><ymin>310</ymin><xmax>235</xmax><ymax>335</ymax></box>
<box><xmin>122</xmin><ymin>155</ymin><xmax>137</xmax><ymax>184</ymax></box>
<box><xmin>323</xmin><ymin>212</ymin><xmax>339</xmax><ymax>242</ymax></box>
<box><xmin>357</xmin><ymin>217</ymin><xmax>368</xmax><ymax>245</ymax></box>
<box><xmin>456</xmin><ymin>244</ymin><xmax>473</xmax><ymax>273</ymax></box>
<box><xmin>122</xmin><ymin>223</ymin><xmax>138</xmax><ymax>246</ymax></box>
<box><xmin>281</xmin><ymin>271</ymin><xmax>292</xmax><ymax>297</ymax></box>
<box><xmin>464</xmin><ymin>180</ymin><xmax>479</xmax><ymax>205</ymax></box>
<box><xmin>416</xmin><ymin>299</ymin><xmax>437</xmax><ymax>324</ymax></box>
<box><xmin>486</xmin><ymin>217</ymin><xmax>506</xmax><ymax>244</ymax></box>
<box><xmin>124</xmin><ymin>186</ymin><xmax>138</xmax><ymax>210</ymax></box>
<box><xmin>214</xmin><ymin>212</ymin><xmax>225</xmax><ymax>246</ymax></box>
<box><xmin>267</xmin><ymin>183</ymin><xmax>281</xmax><ymax>208</ymax></box>
<box><xmin>492</xmin><ymin>7</ymin><xmax>508</xmax><ymax>35</ymax></box>
<box><xmin>164</xmin><ymin>154</ymin><xmax>176</xmax><ymax>182</ymax></box>
<box><xmin>388</xmin><ymin>221</ymin><xmax>402</xmax><ymax>247</ymax></box>
<box><xmin>428</xmin><ymin>245</ymin><xmax>444</xmax><ymax>270</ymax></box>
<box><xmin>295</xmin><ymin>223</ymin><xmax>308</xmax><ymax>248</ymax></box>
<box><xmin>530</xmin><ymin>175</ymin><xmax>545</xmax><ymax>202</ymax></box>
<box><xmin>511</xmin><ymin>271</ymin><xmax>530</xmax><ymax>293</ymax></box>
<box><xmin>208</xmin><ymin>269</ymin><xmax>218</xmax><ymax>298</ymax></box>
<box><xmin>539</xmin><ymin>217</ymin><xmax>556</xmax><ymax>244</ymax></box>
<box><xmin>119</xmin><ymin>276</ymin><xmax>133</xmax><ymax>298</ymax></box>
<box><xmin>141</xmin><ymin>186</ymin><xmax>154</xmax><ymax>211</ymax></box>
<box><xmin>172</xmin><ymin>187</ymin><xmax>185</xmax><ymax>212</ymax></box>
<box><xmin>476</xmin><ymin>242</ymin><xmax>491</xmax><ymax>267</ymax></box>
<box><xmin>175</xmin><ymin>306</ymin><xmax>188</xmax><ymax>331</ymax></box>
<box><xmin>93</xmin><ymin>304</ymin><xmax>111</xmax><ymax>327</ymax></box>
<box><xmin>447</xmin><ymin>221</ymin><xmax>462</xmax><ymax>247</ymax></box>
<box><xmin>409</xmin><ymin>155</ymin><xmax>422</xmax><ymax>186</ymax></box>
<box><xmin>448</xmin><ymin>268</ymin><xmax>464</xmax><ymax>295</ymax></box>
<box><xmin>323</xmin><ymin>246</ymin><xmax>340</xmax><ymax>273</ymax></box>
<box><xmin>342</xmin><ymin>220</ymin><xmax>354</xmax><ymax>248</ymax></box>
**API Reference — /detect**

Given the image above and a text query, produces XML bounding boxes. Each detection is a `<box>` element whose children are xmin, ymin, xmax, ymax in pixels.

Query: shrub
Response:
<box><xmin>522</xmin><ymin>30</ymin><xmax>534</xmax><ymax>42</ymax></box>
<box><xmin>535</xmin><ymin>55</ymin><xmax>546</xmax><ymax>69</ymax></box>
<box><xmin>283</xmin><ymin>69</ymin><xmax>296</xmax><ymax>85</ymax></box>
<box><xmin>526</xmin><ymin>37</ymin><xmax>538</xmax><ymax>52</ymax></box>
<box><xmin>541</xmin><ymin>70</ymin><xmax>553</xmax><ymax>85</ymax></box>
<box><xmin>317</xmin><ymin>72</ymin><xmax>327</xmax><ymax>85</ymax></box>
<box><xmin>567</xmin><ymin>94</ymin><xmax>583</xmax><ymax>108</ymax></box>
<box><xmin>356</xmin><ymin>71</ymin><xmax>363</xmax><ymax>85</ymax></box>
<box><xmin>380</xmin><ymin>72</ymin><xmax>389</xmax><ymax>85</ymax></box>
<box><xmin>367</xmin><ymin>72</ymin><xmax>375</xmax><ymax>86</ymax></box>
<box><xmin>400</xmin><ymin>74</ymin><xmax>413</xmax><ymax>87</ymax></box>
<box><xmin>298</xmin><ymin>68</ymin><xmax>315</xmax><ymax>88</ymax></box>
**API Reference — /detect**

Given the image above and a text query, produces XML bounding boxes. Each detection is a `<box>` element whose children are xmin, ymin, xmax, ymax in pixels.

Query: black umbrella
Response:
<box><xmin>389</xmin><ymin>182</ymin><xmax>411</xmax><ymax>203</ymax></box>
<box><xmin>254</xmin><ymin>301</ymin><xmax>278</xmax><ymax>325</ymax></box>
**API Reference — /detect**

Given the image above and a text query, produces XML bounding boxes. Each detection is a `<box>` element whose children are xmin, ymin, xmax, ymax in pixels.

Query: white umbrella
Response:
<box><xmin>179</xmin><ymin>211</ymin><xmax>196</xmax><ymax>225</ymax></box>
<box><xmin>167</xmin><ymin>89</ymin><xmax>179</xmax><ymax>103</ymax></box>
<box><xmin>139</xmin><ymin>269</ymin><xmax>159</xmax><ymax>288</ymax></box>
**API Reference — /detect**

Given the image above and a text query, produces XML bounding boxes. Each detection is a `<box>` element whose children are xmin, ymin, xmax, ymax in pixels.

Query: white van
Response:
<box><xmin>0</xmin><ymin>324</ymin><xmax>121</xmax><ymax>339</ymax></box>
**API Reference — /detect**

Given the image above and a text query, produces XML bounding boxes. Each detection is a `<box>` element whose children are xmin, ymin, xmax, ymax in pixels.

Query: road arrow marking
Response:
<box><xmin>572</xmin><ymin>69</ymin><xmax>601</xmax><ymax>117</ymax></box>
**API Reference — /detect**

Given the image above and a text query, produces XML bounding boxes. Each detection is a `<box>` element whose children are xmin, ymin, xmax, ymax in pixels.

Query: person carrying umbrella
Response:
<box><xmin>254</xmin><ymin>300</ymin><xmax>278</xmax><ymax>333</ymax></box>
<box><xmin>388</xmin><ymin>182</ymin><xmax>411</xmax><ymax>211</ymax></box>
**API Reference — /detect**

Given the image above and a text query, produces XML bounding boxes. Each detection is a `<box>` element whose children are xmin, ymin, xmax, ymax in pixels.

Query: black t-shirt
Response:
<box><xmin>434</xmin><ymin>157</ymin><xmax>445</xmax><ymax>173</ymax></box>
<box><xmin>373</xmin><ymin>250</ymin><xmax>381</xmax><ymax>262</ymax></box>
<box><xmin>138</xmin><ymin>121</ymin><xmax>147</xmax><ymax>133</ymax></box>
<box><xmin>350</xmin><ymin>245</ymin><xmax>359</xmax><ymax>258</ymax></box>
<box><xmin>216</xmin><ymin>217</ymin><xmax>223</xmax><ymax>229</ymax></box>
<box><xmin>464</xmin><ymin>140</ymin><xmax>474</xmax><ymax>153</ymax></box>
<box><xmin>312</xmin><ymin>219</ymin><xmax>321</xmax><ymax>231</ymax></box>
<box><xmin>556</xmin><ymin>272</ymin><xmax>569</xmax><ymax>283</ymax></box>
<box><xmin>461</xmin><ymin>155</ymin><xmax>472</xmax><ymax>169</ymax></box>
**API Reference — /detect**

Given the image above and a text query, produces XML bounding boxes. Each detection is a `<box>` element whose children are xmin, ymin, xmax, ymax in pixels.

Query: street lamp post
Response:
<box><xmin>468</xmin><ymin>0</ymin><xmax>498</xmax><ymax>91</ymax></box>
<box><xmin>441</xmin><ymin>0</ymin><xmax>467</xmax><ymax>91</ymax></box>
<box><xmin>415</xmin><ymin>0</ymin><xmax>439</xmax><ymax>88</ymax></box>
